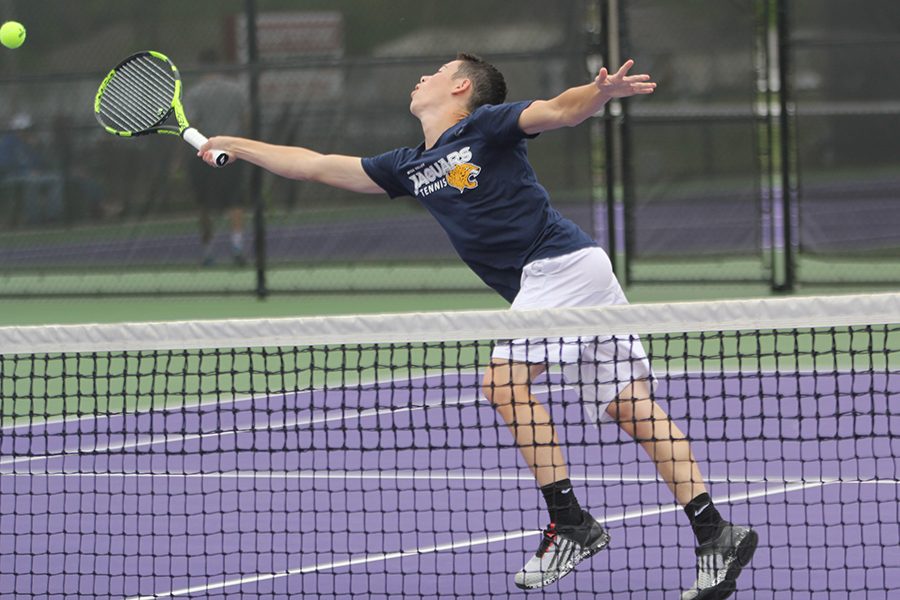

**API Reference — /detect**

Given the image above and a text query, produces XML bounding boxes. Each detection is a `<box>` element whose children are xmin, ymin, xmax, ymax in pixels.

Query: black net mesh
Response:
<box><xmin>1</xmin><ymin>293</ymin><xmax>897</xmax><ymax>597</ymax></box>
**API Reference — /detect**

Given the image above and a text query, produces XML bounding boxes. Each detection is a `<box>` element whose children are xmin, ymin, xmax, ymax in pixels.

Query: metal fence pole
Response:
<box><xmin>597</xmin><ymin>0</ymin><xmax>618</xmax><ymax>273</ymax></box>
<box><xmin>775</xmin><ymin>0</ymin><xmax>794</xmax><ymax>291</ymax></box>
<box><xmin>245</xmin><ymin>0</ymin><xmax>267</xmax><ymax>299</ymax></box>
<box><xmin>759</xmin><ymin>0</ymin><xmax>777</xmax><ymax>289</ymax></box>
<box><xmin>617</xmin><ymin>0</ymin><xmax>634</xmax><ymax>287</ymax></box>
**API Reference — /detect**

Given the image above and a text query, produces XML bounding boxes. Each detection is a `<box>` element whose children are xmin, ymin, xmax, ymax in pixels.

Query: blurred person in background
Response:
<box><xmin>0</xmin><ymin>112</ymin><xmax>64</xmax><ymax>226</ymax></box>
<box><xmin>51</xmin><ymin>112</ymin><xmax>104</xmax><ymax>224</ymax></box>
<box><xmin>183</xmin><ymin>49</ymin><xmax>249</xmax><ymax>266</ymax></box>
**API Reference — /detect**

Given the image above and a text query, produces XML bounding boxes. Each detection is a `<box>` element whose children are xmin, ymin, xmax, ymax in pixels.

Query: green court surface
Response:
<box><xmin>0</xmin><ymin>263</ymin><xmax>880</xmax><ymax>323</ymax></box>
<box><xmin>2</xmin><ymin>254</ymin><xmax>897</xmax><ymax>327</ymax></box>
<box><xmin>0</xmin><ymin>277</ymin><xmax>892</xmax><ymax>328</ymax></box>
<box><xmin>0</xmin><ymin>264</ymin><xmax>489</xmax><ymax>299</ymax></box>
<box><xmin>0</xmin><ymin>289</ymin><xmax>507</xmax><ymax>326</ymax></box>
<box><xmin>0</xmin><ymin>281</ymin><xmax>778</xmax><ymax>327</ymax></box>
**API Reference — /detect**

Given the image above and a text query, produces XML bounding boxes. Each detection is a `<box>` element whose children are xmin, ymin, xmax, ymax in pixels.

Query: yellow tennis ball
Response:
<box><xmin>0</xmin><ymin>21</ymin><xmax>26</xmax><ymax>49</ymax></box>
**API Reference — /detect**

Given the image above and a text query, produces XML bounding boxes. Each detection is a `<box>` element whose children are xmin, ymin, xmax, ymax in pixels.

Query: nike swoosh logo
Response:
<box><xmin>694</xmin><ymin>503</ymin><xmax>711</xmax><ymax>517</ymax></box>
<box><xmin>561</xmin><ymin>488</ymin><xmax>572</xmax><ymax>495</ymax></box>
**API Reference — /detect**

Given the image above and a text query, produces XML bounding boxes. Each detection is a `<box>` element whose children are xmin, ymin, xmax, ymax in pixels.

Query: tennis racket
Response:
<box><xmin>94</xmin><ymin>50</ymin><xmax>229</xmax><ymax>167</ymax></box>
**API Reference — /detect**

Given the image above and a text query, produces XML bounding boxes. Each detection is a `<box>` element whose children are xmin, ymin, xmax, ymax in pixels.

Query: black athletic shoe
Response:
<box><xmin>681</xmin><ymin>523</ymin><xmax>758</xmax><ymax>600</ymax></box>
<box><xmin>514</xmin><ymin>510</ymin><xmax>610</xmax><ymax>590</ymax></box>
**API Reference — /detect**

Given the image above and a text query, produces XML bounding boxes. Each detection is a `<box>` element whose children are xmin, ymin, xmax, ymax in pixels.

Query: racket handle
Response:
<box><xmin>182</xmin><ymin>127</ymin><xmax>230</xmax><ymax>167</ymax></box>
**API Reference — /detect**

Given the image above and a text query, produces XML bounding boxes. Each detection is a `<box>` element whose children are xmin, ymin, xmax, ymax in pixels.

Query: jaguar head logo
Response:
<box><xmin>446</xmin><ymin>162</ymin><xmax>481</xmax><ymax>193</ymax></box>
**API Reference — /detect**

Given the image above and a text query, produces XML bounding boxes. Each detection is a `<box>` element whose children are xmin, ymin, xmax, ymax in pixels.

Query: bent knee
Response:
<box><xmin>481</xmin><ymin>374</ymin><xmax>513</xmax><ymax>406</ymax></box>
<box><xmin>482</xmin><ymin>360</ymin><xmax>544</xmax><ymax>411</ymax></box>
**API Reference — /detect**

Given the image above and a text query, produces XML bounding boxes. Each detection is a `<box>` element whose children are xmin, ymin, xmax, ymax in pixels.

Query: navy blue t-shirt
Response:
<box><xmin>361</xmin><ymin>101</ymin><xmax>596</xmax><ymax>302</ymax></box>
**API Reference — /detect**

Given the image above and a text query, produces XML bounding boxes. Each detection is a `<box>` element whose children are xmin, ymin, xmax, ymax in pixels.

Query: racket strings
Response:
<box><xmin>107</xmin><ymin>69</ymin><xmax>168</xmax><ymax>122</ymax></box>
<box><xmin>106</xmin><ymin>59</ymin><xmax>173</xmax><ymax>127</ymax></box>
<box><xmin>110</xmin><ymin>56</ymin><xmax>175</xmax><ymax>120</ymax></box>
<box><xmin>99</xmin><ymin>55</ymin><xmax>177</xmax><ymax>133</ymax></box>
<box><xmin>101</xmin><ymin>76</ymin><xmax>169</xmax><ymax>131</ymax></box>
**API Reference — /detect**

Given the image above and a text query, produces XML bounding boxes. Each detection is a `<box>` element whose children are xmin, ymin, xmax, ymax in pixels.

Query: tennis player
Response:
<box><xmin>198</xmin><ymin>53</ymin><xmax>757</xmax><ymax>599</ymax></box>
<box><xmin>183</xmin><ymin>49</ymin><xmax>249</xmax><ymax>266</ymax></box>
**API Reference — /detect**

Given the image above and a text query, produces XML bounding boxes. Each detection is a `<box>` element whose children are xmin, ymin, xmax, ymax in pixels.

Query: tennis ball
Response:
<box><xmin>0</xmin><ymin>21</ymin><xmax>26</xmax><ymax>49</ymax></box>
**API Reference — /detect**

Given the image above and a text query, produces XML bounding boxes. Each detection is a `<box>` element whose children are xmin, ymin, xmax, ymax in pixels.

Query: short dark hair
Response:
<box><xmin>454</xmin><ymin>52</ymin><xmax>507</xmax><ymax>111</ymax></box>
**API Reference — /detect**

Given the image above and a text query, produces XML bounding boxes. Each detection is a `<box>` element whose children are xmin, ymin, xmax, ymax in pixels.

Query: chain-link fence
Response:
<box><xmin>612</xmin><ymin>0</ymin><xmax>766</xmax><ymax>285</ymax></box>
<box><xmin>789</xmin><ymin>0</ymin><xmax>900</xmax><ymax>286</ymax></box>
<box><xmin>606</xmin><ymin>0</ymin><xmax>900</xmax><ymax>289</ymax></box>
<box><xmin>0</xmin><ymin>0</ymin><xmax>897</xmax><ymax>297</ymax></box>
<box><xmin>0</xmin><ymin>1</ymin><xmax>592</xmax><ymax>296</ymax></box>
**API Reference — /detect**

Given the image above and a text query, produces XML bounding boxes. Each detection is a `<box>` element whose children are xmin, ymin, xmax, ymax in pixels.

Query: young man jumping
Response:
<box><xmin>198</xmin><ymin>53</ymin><xmax>757</xmax><ymax>599</ymax></box>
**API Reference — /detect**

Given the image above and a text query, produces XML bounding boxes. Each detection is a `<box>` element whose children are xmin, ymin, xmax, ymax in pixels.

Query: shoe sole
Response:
<box><xmin>693</xmin><ymin>529</ymin><xmax>759</xmax><ymax>600</ymax></box>
<box><xmin>514</xmin><ymin>529</ymin><xmax>611</xmax><ymax>590</ymax></box>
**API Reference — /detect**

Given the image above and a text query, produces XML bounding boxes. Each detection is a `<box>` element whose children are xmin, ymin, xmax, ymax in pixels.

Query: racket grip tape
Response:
<box><xmin>182</xmin><ymin>127</ymin><xmax>229</xmax><ymax>167</ymax></box>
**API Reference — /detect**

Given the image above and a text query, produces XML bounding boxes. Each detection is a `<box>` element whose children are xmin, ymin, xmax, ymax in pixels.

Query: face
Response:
<box><xmin>410</xmin><ymin>60</ymin><xmax>465</xmax><ymax>114</ymax></box>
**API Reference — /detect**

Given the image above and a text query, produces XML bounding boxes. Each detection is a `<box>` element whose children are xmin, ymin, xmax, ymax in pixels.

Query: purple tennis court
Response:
<box><xmin>1</xmin><ymin>364</ymin><xmax>897</xmax><ymax>599</ymax></box>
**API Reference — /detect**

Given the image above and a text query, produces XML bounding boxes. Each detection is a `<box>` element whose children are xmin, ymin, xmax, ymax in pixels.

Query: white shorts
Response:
<box><xmin>490</xmin><ymin>247</ymin><xmax>656</xmax><ymax>423</ymax></box>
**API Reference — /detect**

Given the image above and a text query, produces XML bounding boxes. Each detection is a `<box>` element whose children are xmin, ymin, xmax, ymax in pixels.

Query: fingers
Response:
<box><xmin>632</xmin><ymin>83</ymin><xmax>657</xmax><ymax>95</ymax></box>
<box><xmin>197</xmin><ymin>137</ymin><xmax>220</xmax><ymax>166</ymax></box>
<box><xmin>596</xmin><ymin>59</ymin><xmax>657</xmax><ymax>96</ymax></box>
<box><xmin>614</xmin><ymin>59</ymin><xmax>635</xmax><ymax>78</ymax></box>
<box><xmin>598</xmin><ymin>60</ymin><xmax>651</xmax><ymax>83</ymax></box>
<box><xmin>197</xmin><ymin>149</ymin><xmax>215</xmax><ymax>166</ymax></box>
<box><xmin>612</xmin><ymin>60</ymin><xmax>654</xmax><ymax>83</ymax></box>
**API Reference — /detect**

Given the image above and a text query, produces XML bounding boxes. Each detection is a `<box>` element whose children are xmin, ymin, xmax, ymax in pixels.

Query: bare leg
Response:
<box><xmin>496</xmin><ymin>359</ymin><xmax>615</xmax><ymax>590</ymax></box>
<box><xmin>197</xmin><ymin>204</ymin><xmax>214</xmax><ymax>264</ymax></box>
<box><xmin>482</xmin><ymin>359</ymin><xmax>568</xmax><ymax>487</ymax></box>
<box><xmin>227</xmin><ymin>206</ymin><xmax>244</xmax><ymax>235</ymax></box>
<box><xmin>606</xmin><ymin>379</ymin><xmax>706</xmax><ymax>506</ymax></box>
<box><xmin>198</xmin><ymin>205</ymin><xmax>213</xmax><ymax>247</ymax></box>
<box><xmin>605</xmin><ymin>379</ymin><xmax>757</xmax><ymax>598</ymax></box>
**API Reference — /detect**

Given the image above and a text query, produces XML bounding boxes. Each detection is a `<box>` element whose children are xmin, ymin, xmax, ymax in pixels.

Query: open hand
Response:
<box><xmin>595</xmin><ymin>60</ymin><xmax>656</xmax><ymax>98</ymax></box>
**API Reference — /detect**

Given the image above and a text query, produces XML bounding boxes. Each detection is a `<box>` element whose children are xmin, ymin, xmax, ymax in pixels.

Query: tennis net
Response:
<box><xmin>1</xmin><ymin>293</ymin><xmax>897</xmax><ymax>599</ymax></box>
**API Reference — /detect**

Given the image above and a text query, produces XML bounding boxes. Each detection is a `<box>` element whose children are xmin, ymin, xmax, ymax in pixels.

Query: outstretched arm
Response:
<box><xmin>518</xmin><ymin>59</ymin><xmax>656</xmax><ymax>135</ymax></box>
<box><xmin>197</xmin><ymin>137</ymin><xmax>384</xmax><ymax>194</ymax></box>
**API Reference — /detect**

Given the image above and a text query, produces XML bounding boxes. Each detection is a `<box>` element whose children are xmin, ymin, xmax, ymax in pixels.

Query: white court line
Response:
<box><xmin>4</xmin><ymin>469</ymin><xmax>881</xmax><ymax>486</ymax></box>
<box><xmin>0</xmin><ymin>383</ymin><xmax>573</xmax><ymax>468</ymax></box>
<box><xmin>0</xmin><ymin>371</ymin><xmax>481</xmax><ymax>433</ymax></box>
<box><xmin>0</xmin><ymin>387</ymin><xmax>495</xmax><ymax>467</ymax></box>
<box><xmin>127</xmin><ymin>478</ymin><xmax>846</xmax><ymax>600</ymax></box>
<box><xmin>0</xmin><ymin>390</ymin><xmax>302</xmax><ymax>433</ymax></box>
<box><xmin>4</xmin><ymin>470</ymin><xmax>897</xmax><ymax>488</ymax></box>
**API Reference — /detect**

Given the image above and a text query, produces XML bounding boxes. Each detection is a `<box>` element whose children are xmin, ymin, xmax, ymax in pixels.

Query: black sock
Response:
<box><xmin>684</xmin><ymin>493</ymin><xmax>725</xmax><ymax>546</ymax></box>
<box><xmin>540</xmin><ymin>478</ymin><xmax>583</xmax><ymax>526</ymax></box>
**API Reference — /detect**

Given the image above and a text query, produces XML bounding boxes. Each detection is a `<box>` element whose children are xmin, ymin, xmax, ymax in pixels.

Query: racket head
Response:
<box><xmin>94</xmin><ymin>50</ymin><xmax>187</xmax><ymax>137</ymax></box>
